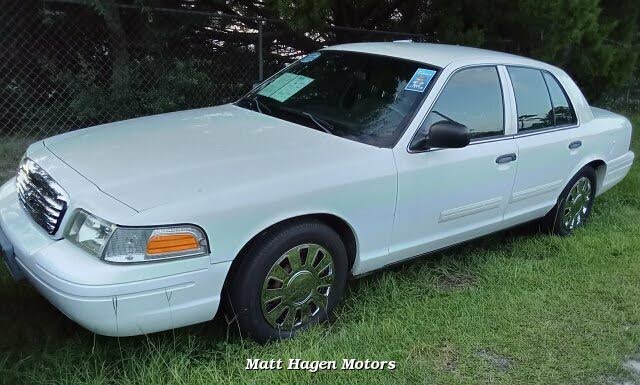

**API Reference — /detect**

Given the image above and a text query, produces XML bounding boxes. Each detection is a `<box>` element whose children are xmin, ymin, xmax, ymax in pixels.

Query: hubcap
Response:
<box><xmin>261</xmin><ymin>244</ymin><xmax>335</xmax><ymax>330</ymax></box>
<box><xmin>562</xmin><ymin>176</ymin><xmax>592</xmax><ymax>231</ymax></box>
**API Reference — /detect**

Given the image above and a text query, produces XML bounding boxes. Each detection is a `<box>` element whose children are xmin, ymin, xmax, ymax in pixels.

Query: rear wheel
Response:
<box><xmin>226</xmin><ymin>220</ymin><xmax>348</xmax><ymax>343</ymax></box>
<box><xmin>543</xmin><ymin>166</ymin><xmax>597</xmax><ymax>236</ymax></box>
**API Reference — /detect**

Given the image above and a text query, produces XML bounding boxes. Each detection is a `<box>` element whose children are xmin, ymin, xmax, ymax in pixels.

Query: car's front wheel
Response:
<box><xmin>226</xmin><ymin>219</ymin><xmax>348</xmax><ymax>343</ymax></box>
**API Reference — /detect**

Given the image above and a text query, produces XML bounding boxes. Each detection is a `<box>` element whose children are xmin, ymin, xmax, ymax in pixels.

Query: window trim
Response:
<box><xmin>407</xmin><ymin>64</ymin><xmax>508</xmax><ymax>154</ymax></box>
<box><xmin>541</xmin><ymin>70</ymin><xmax>579</xmax><ymax>129</ymax></box>
<box><xmin>505</xmin><ymin>65</ymin><xmax>580</xmax><ymax>136</ymax></box>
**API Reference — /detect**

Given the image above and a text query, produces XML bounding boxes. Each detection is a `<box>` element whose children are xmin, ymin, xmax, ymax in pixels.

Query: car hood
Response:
<box><xmin>44</xmin><ymin>104</ymin><xmax>381</xmax><ymax>212</ymax></box>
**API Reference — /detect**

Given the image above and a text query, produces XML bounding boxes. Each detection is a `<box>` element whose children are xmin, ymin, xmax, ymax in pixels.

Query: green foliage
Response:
<box><xmin>2</xmin><ymin>0</ymin><xmax>637</xmax><ymax>136</ymax></box>
<box><xmin>55</xmin><ymin>58</ymin><xmax>214</xmax><ymax>122</ymax></box>
<box><xmin>275</xmin><ymin>0</ymin><xmax>331</xmax><ymax>30</ymax></box>
<box><xmin>416</xmin><ymin>0</ymin><xmax>639</xmax><ymax>101</ymax></box>
<box><xmin>262</xmin><ymin>0</ymin><xmax>639</xmax><ymax>102</ymax></box>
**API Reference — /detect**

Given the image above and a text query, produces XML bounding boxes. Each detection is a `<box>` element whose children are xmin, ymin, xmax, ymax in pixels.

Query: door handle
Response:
<box><xmin>495</xmin><ymin>153</ymin><xmax>517</xmax><ymax>164</ymax></box>
<box><xmin>569</xmin><ymin>140</ymin><xmax>582</xmax><ymax>150</ymax></box>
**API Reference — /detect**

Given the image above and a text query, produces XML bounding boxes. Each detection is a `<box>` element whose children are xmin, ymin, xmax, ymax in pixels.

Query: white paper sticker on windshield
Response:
<box><xmin>405</xmin><ymin>68</ymin><xmax>437</xmax><ymax>92</ymax></box>
<box><xmin>269</xmin><ymin>75</ymin><xmax>314</xmax><ymax>102</ymax></box>
<box><xmin>257</xmin><ymin>73</ymin><xmax>299</xmax><ymax>97</ymax></box>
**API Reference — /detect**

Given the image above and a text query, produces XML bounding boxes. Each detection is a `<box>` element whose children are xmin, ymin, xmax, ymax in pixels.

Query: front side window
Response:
<box><xmin>508</xmin><ymin>67</ymin><xmax>555</xmax><ymax>131</ymax></box>
<box><xmin>237</xmin><ymin>51</ymin><xmax>439</xmax><ymax>148</ymax></box>
<box><xmin>543</xmin><ymin>72</ymin><xmax>577</xmax><ymax>126</ymax></box>
<box><xmin>414</xmin><ymin>66</ymin><xmax>504</xmax><ymax>144</ymax></box>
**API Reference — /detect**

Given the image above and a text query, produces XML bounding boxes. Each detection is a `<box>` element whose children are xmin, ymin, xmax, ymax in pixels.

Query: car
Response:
<box><xmin>0</xmin><ymin>42</ymin><xmax>634</xmax><ymax>343</ymax></box>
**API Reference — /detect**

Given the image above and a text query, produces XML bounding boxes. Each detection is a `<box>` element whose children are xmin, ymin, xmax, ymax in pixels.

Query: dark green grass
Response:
<box><xmin>0</xmin><ymin>138</ymin><xmax>32</xmax><ymax>182</ymax></box>
<box><xmin>0</xmin><ymin>115</ymin><xmax>639</xmax><ymax>385</ymax></box>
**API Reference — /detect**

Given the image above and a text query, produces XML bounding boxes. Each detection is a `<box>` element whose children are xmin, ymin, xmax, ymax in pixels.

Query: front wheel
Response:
<box><xmin>543</xmin><ymin>166</ymin><xmax>597</xmax><ymax>236</ymax></box>
<box><xmin>226</xmin><ymin>220</ymin><xmax>348</xmax><ymax>343</ymax></box>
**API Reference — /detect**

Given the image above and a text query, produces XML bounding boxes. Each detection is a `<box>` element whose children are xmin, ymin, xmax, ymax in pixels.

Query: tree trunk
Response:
<box><xmin>101</xmin><ymin>0</ymin><xmax>129</xmax><ymax>91</ymax></box>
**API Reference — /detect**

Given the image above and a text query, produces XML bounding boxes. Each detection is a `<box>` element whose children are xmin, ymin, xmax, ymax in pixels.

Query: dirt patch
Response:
<box><xmin>609</xmin><ymin>358</ymin><xmax>640</xmax><ymax>385</ymax></box>
<box><xmin>624</xmin><ymin>360</ymin><xmax>640</xmax><ymax>375</ymax></box>
<box><xmin>475</xmin><ymin>349</ymin><xmax>512</xmax><ymax>371</ymax></box>
<box><xmin>436</xmin><ymin>272</ymin><xmax>478</xmax><ymax>292</ymax></box>
<box><xmin>438</xmin><ymin>343</ymin><xmax>458</xmax><ymax>372</ymax></box>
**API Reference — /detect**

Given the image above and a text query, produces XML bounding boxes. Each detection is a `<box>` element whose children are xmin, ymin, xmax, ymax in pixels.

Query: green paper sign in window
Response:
<box><xmin>258</xmin><ymin>73</ymin><xmax>298</xmax><ymax>97</ymax></box>
<box><xmin>257</xmin><ymin>73</ymin><xmax>314</xmax><ymax>102</ymax></box>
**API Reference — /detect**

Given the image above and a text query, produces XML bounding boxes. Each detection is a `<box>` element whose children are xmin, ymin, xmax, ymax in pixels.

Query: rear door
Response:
<box><xmin>502</xmin><ymin>67</ymin><xmax>581</xmax><ymax>226</ymax></box>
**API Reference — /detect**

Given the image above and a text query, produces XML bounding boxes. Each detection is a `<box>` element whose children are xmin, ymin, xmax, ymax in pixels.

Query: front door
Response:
<box><xmin>389</xmin><ymin>66</ymin><xmax>518</xmax><ymax>264</ymax></box>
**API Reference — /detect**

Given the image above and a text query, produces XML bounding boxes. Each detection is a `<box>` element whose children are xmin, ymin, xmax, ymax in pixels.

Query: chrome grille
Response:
<box><xmin>16</xmin><ymin>158</ymin><xmax>69</xmax><ymax>235</ymax></box>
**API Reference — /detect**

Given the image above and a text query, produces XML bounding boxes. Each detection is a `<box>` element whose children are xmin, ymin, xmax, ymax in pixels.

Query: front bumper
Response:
<box><xmin>0</xmin><ymin>179</ymin><xmax>232</xmax><ymax>336</ymax></box>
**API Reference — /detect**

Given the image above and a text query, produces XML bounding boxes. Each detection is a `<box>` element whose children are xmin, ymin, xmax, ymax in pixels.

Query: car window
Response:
<box><xmin>543</xmin><ymin>72</ymin><xmax>577</xmax><ymax>126</ymax></box>
<box><xmin>417</xmin><ymin>66</ymin><xmax>504</xmax><ymax>142</ymax></box>
<box><xmin>238</xmin><ymin>51</ymin><xmax>439</xmax><ymax>148</ymax></box>
<box><xmin>508</xmin><ymin>67</ymin><xmax>554</xmax><ymax>131</ymax></box>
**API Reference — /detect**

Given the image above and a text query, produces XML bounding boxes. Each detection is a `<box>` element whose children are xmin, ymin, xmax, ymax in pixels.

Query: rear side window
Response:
<box><xmin>508</xmin><ymin>67</ymin><xmax>554</xmax><ymax>131</ymax></box>
<box><xmin>543</xmin><ymin>72</ymin><xmax>577</xmax><ymax>126</ymax></box>
<box><xmin>421</xmin><ymin>66</ymin><xmax>504</xmax><ymax>140</ymax></box>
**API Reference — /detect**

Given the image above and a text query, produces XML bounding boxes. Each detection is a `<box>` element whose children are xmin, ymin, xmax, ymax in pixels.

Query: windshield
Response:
<box><xmin>236</xmin><ymin>51</ymin><xmax>439</xmax><ymax>147</ymax></box>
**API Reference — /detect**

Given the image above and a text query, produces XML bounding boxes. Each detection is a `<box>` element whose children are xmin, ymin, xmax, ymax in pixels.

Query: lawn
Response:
<box><xmin>0</xmin><ymin>113</ymin><xmax>639</xmax><ymax>385</ymax></box>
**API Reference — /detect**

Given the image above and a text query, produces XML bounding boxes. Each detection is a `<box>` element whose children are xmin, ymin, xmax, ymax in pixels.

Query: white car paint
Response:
<box><xmin>0</xmin><ymin>42</ymin><xmax>634</xmax><ymax>336</ymax></box>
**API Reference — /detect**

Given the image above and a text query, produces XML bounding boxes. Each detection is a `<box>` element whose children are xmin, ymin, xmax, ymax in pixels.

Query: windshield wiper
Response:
<box><xmin>300</xmin><ymin>111</ymin><xmax>335</xmax><ymax>135</ymax></box>
<box><xmin>240</xmin><ymin>96</ymin><xmax>271</xmax><ymax>115</ymax></box>
<box><xmin>253</xmin><ymin>97</ymin><xmax>272</xmax><ymax>114</ymax></box>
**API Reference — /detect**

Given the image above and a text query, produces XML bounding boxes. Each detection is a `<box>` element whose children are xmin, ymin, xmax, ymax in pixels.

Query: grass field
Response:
<box><xmin>0</xmin><ymin>113</ymin><xmax>639</xmax><ymax>385</ymax></box>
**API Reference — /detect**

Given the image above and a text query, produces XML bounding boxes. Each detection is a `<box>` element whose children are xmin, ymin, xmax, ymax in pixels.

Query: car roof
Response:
<box><xmin>322</xmin><ymin>42</ymin><xmax>550</xmax><ymax>69</ymax></box>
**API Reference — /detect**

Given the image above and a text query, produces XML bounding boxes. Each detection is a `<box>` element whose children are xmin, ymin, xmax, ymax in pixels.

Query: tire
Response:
<box><xmin>542</xmin><ymin>166</ymin><xmax>597</xmax><ymax>236</ymax></box>
<box><xmin>225</xmin><ymin>219</ymin><xmax>348</xmax><ymax>343</ymax></box>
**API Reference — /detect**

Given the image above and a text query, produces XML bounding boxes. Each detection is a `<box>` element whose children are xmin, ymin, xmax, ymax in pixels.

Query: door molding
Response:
<box><xmin>511</xmin><ymin>179</ymin><xmax>563</xmax><ymax>202</ymax></box>
<box><xmin>439</xmin><ymin>197</ymin><xmax>504</xmax><ymax>222</ymax></box>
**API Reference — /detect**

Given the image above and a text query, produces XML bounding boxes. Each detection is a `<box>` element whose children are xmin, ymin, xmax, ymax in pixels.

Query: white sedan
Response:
<box><xmin>0</xmin><ymin>42</ymin><xmax>634</xmax><ymax>343</ymax></box>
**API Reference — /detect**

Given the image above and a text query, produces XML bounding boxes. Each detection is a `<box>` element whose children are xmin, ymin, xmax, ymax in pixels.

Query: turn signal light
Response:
<box><xmin>146</xmin><ymin>233</ymin><xmax>199</xmax><ymax>255</ymax></box>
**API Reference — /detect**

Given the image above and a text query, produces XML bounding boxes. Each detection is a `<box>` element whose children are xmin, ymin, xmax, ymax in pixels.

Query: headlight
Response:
<box><xmin>65</xmin><ymin>210</ymin><xmax>209</xmax><ymax>263</ymax></box>
<box><xmin>65</xmin><ymin>210</ymin><xmax>116</xmax><ymax>256</ymax></box>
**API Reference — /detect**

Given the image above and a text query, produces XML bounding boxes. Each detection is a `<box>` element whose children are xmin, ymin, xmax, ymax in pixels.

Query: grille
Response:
<box><xmin>16</xmin><ymin>158</ymin><xmax>69</xmax><ymax>235</ymax></box>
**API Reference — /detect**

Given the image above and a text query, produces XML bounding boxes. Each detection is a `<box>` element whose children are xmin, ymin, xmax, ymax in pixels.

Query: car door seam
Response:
<box><xmin>388</xmin><ymin>151</ymin><xmax>400</xmax><ymax>257</ymax></box>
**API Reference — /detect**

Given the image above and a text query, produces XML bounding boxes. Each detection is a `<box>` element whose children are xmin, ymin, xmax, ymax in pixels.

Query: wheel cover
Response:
<box><xmin>261</xmin><ymin>244</ymin><xmax>335</xmax><ymax>330</ymax></box>
<box><xmin>562</xmin><ymin>176</ymin><xmax>592</xmax><ymax>231</ymax></box>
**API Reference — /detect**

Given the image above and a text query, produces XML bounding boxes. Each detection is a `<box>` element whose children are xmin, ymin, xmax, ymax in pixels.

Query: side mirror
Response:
<box><xmin>422</xmin><ymin>120</ymin><xmax>470</xmax><ymax>149</ymax></box>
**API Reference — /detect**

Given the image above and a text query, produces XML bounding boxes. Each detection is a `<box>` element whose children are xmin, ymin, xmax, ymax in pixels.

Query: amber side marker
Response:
<box><xmin>146</xmin><ymin>233</ymin><xmax>199</xmax><ymax>255</ymax></box>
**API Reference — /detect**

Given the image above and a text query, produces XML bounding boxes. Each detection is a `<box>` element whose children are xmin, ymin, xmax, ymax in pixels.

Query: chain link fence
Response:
<box><xmin>1</xmin><ymin>0</ymin><xmax>424</xmax><ymax>139</ymax></box>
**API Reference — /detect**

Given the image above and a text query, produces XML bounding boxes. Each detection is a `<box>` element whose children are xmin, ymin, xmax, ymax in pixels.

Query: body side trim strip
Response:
<box><xmin>439</xmin><ymin>197</ymin><xmax>503</xmax><ymax>223</ymax></box>
<box><xmin>511</xmin><ymin>179</ymin><xmax>564</xmax><ymax>202</ymax></box>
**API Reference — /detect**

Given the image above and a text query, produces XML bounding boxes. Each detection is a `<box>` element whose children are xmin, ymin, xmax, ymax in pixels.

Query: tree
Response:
<box><xmin>415</xmin><ymin>0</ymin><xmax>639</xmax><ymax>101</ymax></box>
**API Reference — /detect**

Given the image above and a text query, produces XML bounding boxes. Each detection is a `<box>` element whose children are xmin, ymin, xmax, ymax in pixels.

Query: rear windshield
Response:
<box><xmin>236</xmin><ymin>51</ymin><xmax>439</xmax><ymax>147</ymax></box>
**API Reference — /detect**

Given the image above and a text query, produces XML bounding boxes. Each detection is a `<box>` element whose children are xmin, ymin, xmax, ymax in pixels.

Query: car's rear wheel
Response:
<box><xmin>543</xmin><ymin>166</ymin><xmax>597</xmax><ymax>236</ymax></box>
<box><xmin>226</xmin><ymin>220</ymin><xmax>348</xmax><ymax>343</ymax></box>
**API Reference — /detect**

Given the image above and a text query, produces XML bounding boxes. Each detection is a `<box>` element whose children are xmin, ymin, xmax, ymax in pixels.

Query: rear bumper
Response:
<box><xmin>0</xmin><ymin>179</ymin><xmax>232</xmax><ymax>337</ymax></box>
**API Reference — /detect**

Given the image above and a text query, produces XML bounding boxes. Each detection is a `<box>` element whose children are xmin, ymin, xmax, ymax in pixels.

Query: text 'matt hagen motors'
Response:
<box><xmin>246</xmin><ymin>358</ymin><xmax>397</xmax><ymax>372</ymax></box>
